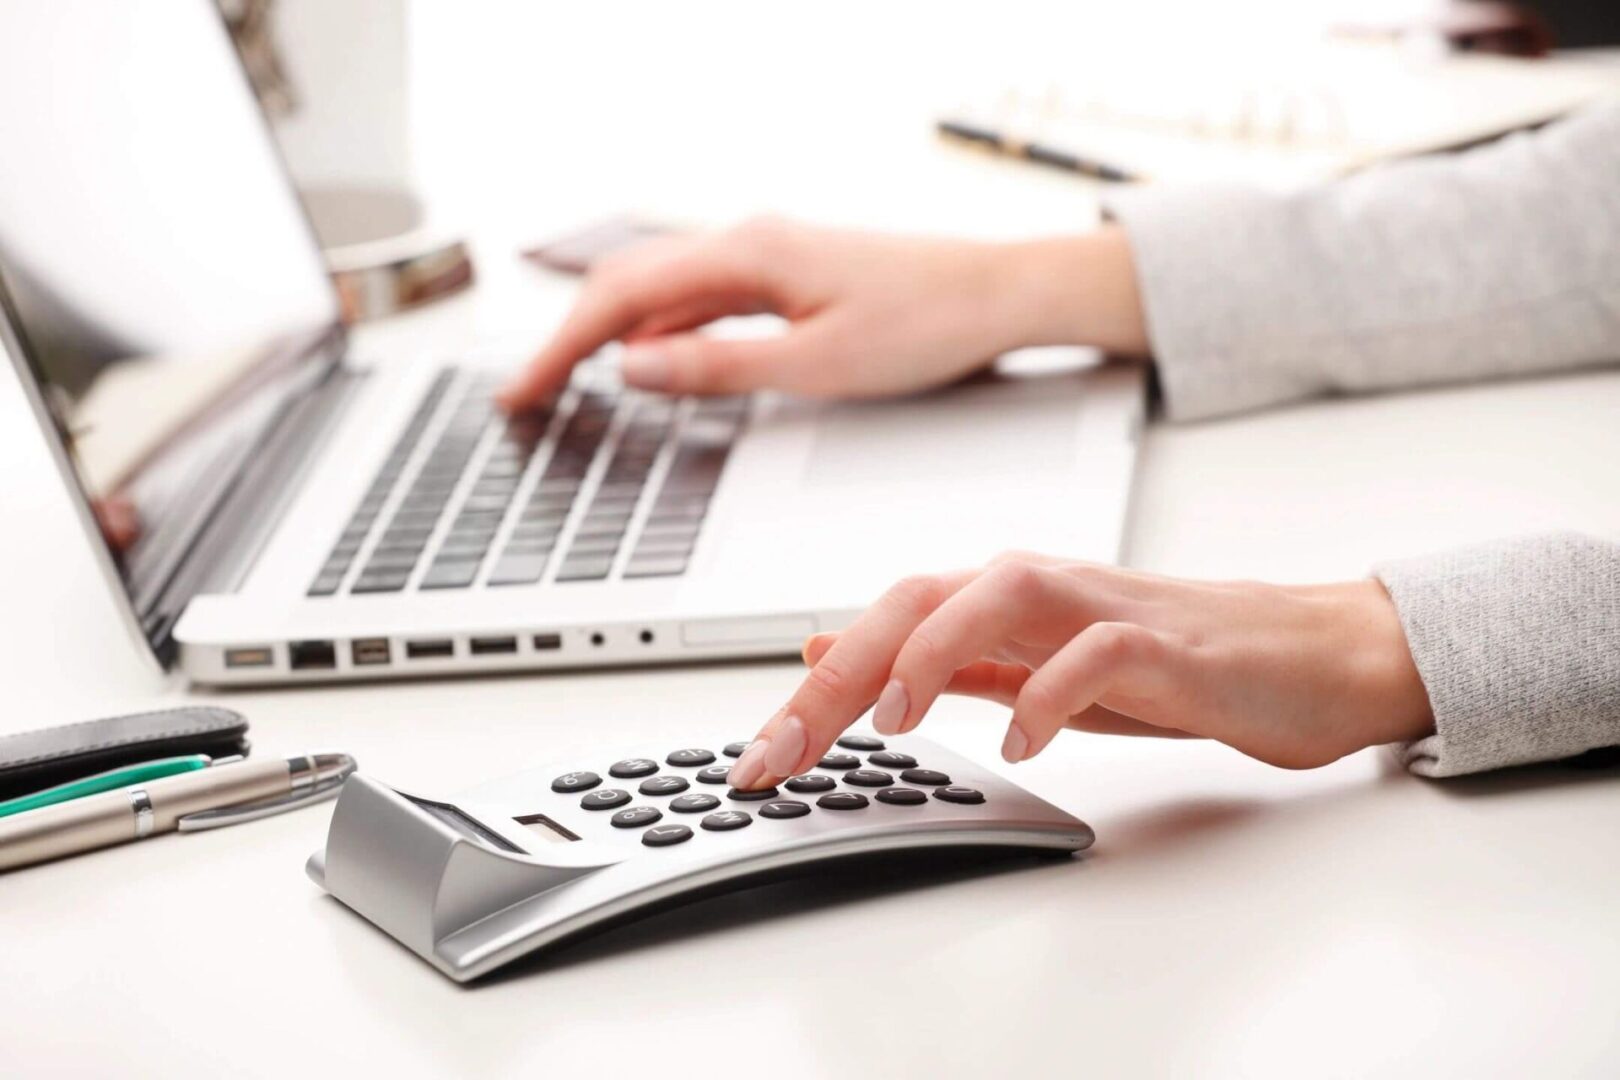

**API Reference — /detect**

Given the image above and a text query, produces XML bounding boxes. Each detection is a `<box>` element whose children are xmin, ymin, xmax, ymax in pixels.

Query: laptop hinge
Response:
<box><xmin>142</xmin><ymin>361</ymin><xmax>367</xmax><ymax>664</ymax></box>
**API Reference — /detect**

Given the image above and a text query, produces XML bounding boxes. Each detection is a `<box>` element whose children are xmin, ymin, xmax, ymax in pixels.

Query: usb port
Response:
<box><xmin>405</xmin><ymin>639</ymin><xmax>455</xmax><ymax>660</ymax></box>
<box><xmin>288</xmin><ymin>640</ymin><xmax>337</xmax><ymax>670</ymax></box>
<box><xmin>225</xmin><ymin>646</ymin><xmax>273</xmax><ymax>669</ymax></box>
<box><xmin>469</xmin><ymin>636</ymin><xmax>518</xmax><ymax>656</ymax></box>
<box><xmin>532</xmin><ymin>633</ymin><xmax>562</xmax><ymax>651</ymax></box>
<box><xmin>352</xmin><ymin>638</ymin><xmax>391</xmax><ymax>666</ymax></box>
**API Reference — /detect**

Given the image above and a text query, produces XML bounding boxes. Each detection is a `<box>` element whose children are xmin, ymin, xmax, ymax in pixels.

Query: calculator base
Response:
<box><xmin>311</xmin><ymin>829</ymin><xmax>1085</xmax><ymax>983</ymax></box>
<box><xmin>309</xmin><ymin>734</ymin><xmax>1093</xmax><ymax>983</ymax></box>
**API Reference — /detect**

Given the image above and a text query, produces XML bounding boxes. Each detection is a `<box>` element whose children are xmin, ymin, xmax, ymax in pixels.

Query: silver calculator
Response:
<box><xmin>307</xmin><ymin>732</ymin><xmax>1094</xmax><ymax>982</ymax></box>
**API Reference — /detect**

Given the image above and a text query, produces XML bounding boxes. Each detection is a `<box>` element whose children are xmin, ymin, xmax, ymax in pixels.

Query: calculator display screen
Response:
<box><xmin>514</xmin><ymin>814</ymin><xmax>581</xmax><ymax>845</ymax></box>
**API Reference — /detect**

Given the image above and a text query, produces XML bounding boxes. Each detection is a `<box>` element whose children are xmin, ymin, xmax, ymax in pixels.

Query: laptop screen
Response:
<box><xmin>0</xmin><ymin>0</ymin><xmax>340</xmax><ymax>655</ymax></box>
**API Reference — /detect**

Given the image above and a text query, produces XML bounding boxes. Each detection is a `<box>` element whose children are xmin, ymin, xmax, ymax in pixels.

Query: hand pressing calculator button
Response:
<box><xmin>580</xmin><ymin>788</ymin><xmax>632</xmax><ymax>810</ymax></box>
<box><xmin>669</xmin><ymin>793</ymin><xmax>720</xmax><ymax>813</ymax></box>
<box><xmin>309</xmin><ymin>731</ymin><xmax>1095</xmax><ymax>983</ymax></box>
<box><xmin>551</xmin><ymin>771</ymin><xmax>601</xmax><ymax>793</ymax></box>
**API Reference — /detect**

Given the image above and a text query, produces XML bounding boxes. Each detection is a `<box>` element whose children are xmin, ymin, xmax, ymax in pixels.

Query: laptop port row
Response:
<box><xmin>253</xmin><ymin>629</ymin><xmax>663</xmax><ymax>672</ymax></box>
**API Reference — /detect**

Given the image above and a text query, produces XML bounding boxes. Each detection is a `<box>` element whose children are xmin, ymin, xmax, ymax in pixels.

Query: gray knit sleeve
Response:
<box><xmin>1374</xmin><ymin>532</ymin><xmax>1620</xmax><ymax>777</ymax></box>
<box><xmin>1102</xmin><ymin>99</ymin><xmax>1620</xmax><ymax>421</ymax></box>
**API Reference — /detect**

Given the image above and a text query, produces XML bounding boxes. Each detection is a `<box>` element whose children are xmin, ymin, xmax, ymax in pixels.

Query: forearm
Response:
<box><xmin>1102</xmin><ymin>99</ymin><xmax>1620</xmax><ymax>420</ymax></box>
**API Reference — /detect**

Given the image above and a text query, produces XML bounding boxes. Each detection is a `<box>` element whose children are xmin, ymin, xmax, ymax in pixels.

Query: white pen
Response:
<box><xmin>0</xmin><ymin>752</ymin><xmax>356</xmax><ymax>872</ymax></box>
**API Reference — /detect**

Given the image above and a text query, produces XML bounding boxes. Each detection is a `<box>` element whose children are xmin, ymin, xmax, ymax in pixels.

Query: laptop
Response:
<box><xmin>0</xmin><ymin>0</ymin><xmax>1144</xmax><ymax>686</ymax></box>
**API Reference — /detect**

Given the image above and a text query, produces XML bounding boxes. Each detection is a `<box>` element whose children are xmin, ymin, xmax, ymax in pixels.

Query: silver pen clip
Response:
<box><xmin>177</xmin><ymin>753</ymin><xmax>357</xmax><ymax>833</ymax></box>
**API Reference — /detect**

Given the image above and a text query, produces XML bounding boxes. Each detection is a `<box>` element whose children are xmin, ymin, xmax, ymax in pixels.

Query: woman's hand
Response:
<box><xmin>499</xmin><ymin>218</ymin><xmax>1149</xmax><ymax>411</ymax></box>
<box><xmin>726</xmin><ymin>552</ymin><xmax>1435</xmax><ymax>789</ymax></box>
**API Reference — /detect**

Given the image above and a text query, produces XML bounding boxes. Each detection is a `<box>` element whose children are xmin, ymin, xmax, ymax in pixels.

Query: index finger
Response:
<box><xmin>498</xmin><ymin>239</ymin><xmax>765</xmax><ymax>412</ymax></box>
<box><xmin>727</xmin><ymin>570</ymin><xmax>976</xmax><ymax>789</ymax></box>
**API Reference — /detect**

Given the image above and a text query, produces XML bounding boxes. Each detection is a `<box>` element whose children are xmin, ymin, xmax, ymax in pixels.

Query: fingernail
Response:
<box><xmin>873</xmin><ymin>680</ymin><xmax>909</xmax><ymax>735</ymax></box>
<box><xmin>1001</xmin><ymin>724</ymin><xmax>1029</xmax><ymax>763</ymax></box>
<box><xmin>621</xmin><ymin>346</ymin><xmax>671</xmax><ymax>390</ymax></box>
<box><xmin>728</xmin><ymin>739</ymin><xmax>771</xmax><ymax>789</ymax></box>
<box><xmin>763</xmin><ymin>715</ymin><xmax>807</xmax><ymax>777</ymax></box>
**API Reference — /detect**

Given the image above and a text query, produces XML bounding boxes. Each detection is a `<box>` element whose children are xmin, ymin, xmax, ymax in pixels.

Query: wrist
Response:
<box><xmin>1327</xmin><ymin>579</ymin><xmax>1436</xmax><ymax>750</ymax></box>
<box><xmin>990</xmin><ymin>227</ymin><xmax>1150</xmax><ymax>355</ymax></box>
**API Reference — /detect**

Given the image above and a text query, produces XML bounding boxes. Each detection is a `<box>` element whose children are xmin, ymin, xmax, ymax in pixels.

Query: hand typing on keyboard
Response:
<box><xmin>498</xmin><ymin>217</ymin><xmax>1149</xmax><ymax>411</ymax></box>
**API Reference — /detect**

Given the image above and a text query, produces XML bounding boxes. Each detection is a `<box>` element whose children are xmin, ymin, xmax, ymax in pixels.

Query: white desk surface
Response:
<box><xmin>5</xmin><ymin>8</ymin><xmax>1620</xmax><ymax>1077</ymax></box>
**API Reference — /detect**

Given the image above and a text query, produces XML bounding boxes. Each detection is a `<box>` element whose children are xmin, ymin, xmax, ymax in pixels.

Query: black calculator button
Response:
<box><xmin>609</xmin><ymin>758</ymin><xmax>659</xmax><ymax>779</ymax></box>
<box><xmin>876</xmin><ymin>787</ymin><xmax>927</xmax><ymax>806</ymax></box>
<box><xmin>611</xmin><ymin>806</ymin><xmax>662</xmax><ymax>828</ymax></box>
<box><xmin>670</xmin><ymin>793</ymin><xmax>721</xmax><ymax>814</ymax></box>
<box><xmin>581</xmin><ymin>788</ymin><xmax>631</xmax><ymax>810</ymax></box>
<box><xmin>836</xmin><ymin>734</ymin><xmax>885</xmax><ymax>751</ymax></box>
<box><xmin>816</xmin><ymin>792</ymin><xmax>869</xmax><ymax>811</ymax></box>
<box><xmin>869</xmin><ymin>751</ymin><xmax>918</xmax><ymax>769</ymax></box>
<box><xmin>639</xmin><ymin>775</ymin><xmax>690</xmax><ymax>796</ymax></box>
<box><xmin>900</xmin><ymin>768</ymin><xmax>951</xmax><ymax>786</ymax></box>
<box><xmin>933</xmin><ymin>785</ymin><xmax>986</xmax><ymax>805</ymax></box>
<box><xmin>551</xmin><ymin>771</ymin><xmax>601</xmax><ymax>793</ymax></box>
<box><xmin>696</xmin><ymin>765</ymin><xmax>733</xmax><ymax>784</ymax></box>
<box><xmin>818</xmin><ymin>752</ymin><xmax>860</xmax><ymax>770</ymax></box>
<box><xmin>702</xmin><ymin>810</ymin><xmax>753</xmax><ymax>831</ymax></box>
<box><xmin>642</xmin><ymin>824</ymin><xmax>693</xmax><ymax>847</ymax></box>
<box><xmin>784</xmin><ymin>774</ymin><xmax>837</xmax><ymax>794</ymax></box>
<box><xmin>666</xmin><ymin>748</ymin><xmax>717</xmax><ymax>767</ymax></box>
<box><xmin>726</xmin><ymin>786</ymin><xmax>780</xmax><ymax>801</ymax></box>
<box><xmin>722</xmin><ymin>741</ymin><xmax>750</xmax><ymax>758</ymax></box>
<box><xmin>844</xmin><ymin>769</ymin><xmax>894</xmax><ymax>787</ymax></box>
<box><xmin>759</xmin><ymin>800</ymin><xmax>811</xmax><ymax>819</ymax></box>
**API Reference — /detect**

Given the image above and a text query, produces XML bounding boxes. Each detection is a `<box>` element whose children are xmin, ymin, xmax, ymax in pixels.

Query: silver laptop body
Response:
<box><xmin>0</xmin><ymin>0</ymin><xmax>1143</xmax><ymax>686</ymax></box>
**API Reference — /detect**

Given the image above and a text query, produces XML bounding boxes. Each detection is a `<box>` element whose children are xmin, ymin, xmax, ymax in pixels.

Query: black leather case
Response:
<box><xmin>0</xmin><ymin>706</ymin><xmax>250</xmax><ymax>799</ymax></box>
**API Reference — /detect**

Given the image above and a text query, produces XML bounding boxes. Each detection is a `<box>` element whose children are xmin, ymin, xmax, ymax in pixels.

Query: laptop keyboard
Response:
<box><xmin>306</xmin><ymin>367</ymin><xmax>747</xmax><ymax>597</ymax></box>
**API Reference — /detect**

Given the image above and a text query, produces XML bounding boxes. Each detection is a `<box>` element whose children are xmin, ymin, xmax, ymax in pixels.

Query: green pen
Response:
<box><xmin>0</xmin><ymin>755</ymin><xmax>216</xmax><ymax>819</ymax></box>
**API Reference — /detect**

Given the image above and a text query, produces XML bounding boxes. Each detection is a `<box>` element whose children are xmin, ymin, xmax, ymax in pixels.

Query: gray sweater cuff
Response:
<box><xmin>1374</xmin><ymin>532</ymin><xmax>1620</xmax><ymax>777</ymax></box>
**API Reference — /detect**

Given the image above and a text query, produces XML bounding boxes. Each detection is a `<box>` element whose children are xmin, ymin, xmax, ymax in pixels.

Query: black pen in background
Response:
<box><xmin>935</xmin><ymin>118</ymin><xmax>1139</xmax><ymax>182</ymax></box>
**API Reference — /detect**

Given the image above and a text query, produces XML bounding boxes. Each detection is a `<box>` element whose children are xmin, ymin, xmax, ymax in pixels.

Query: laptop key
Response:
<box><xmin>487</xmin><ymin>554</ymin><xmax>550</xmax><ymax>586</ymax></box>
<box><xmin>502</xmin><ymin>540</ymin><xmax>555</xmax><ymax>557</ymax></box>
<box><xmin>352</xmin><ymin>570</ymin><xmax>411</xmax><ymax>593</ymax></box>
<box><xmin>308</xmin><ymin>572</ymin><xmax>347</xmax><ymax>596</ymax></box>
<box><xmin>564</xmin><ymin>535</ymin><xmax>621</xmax><ymax>556</ymax></box>
<box><xmin>631</xmin><ymin>538</ymin><xmax>695</xmax><ymax>560</ymax></box>
<box><xmin>555</xmin><ymin>554</ymin><xmax>615</xmax><ymax>582</ymax></box>
<box><xmin>624</xmin><ymin>555</ymin><xmax>689</xmax><ymax>579</ymax></box>
<box><xmin>364</xmin><ymin>552</ymin><xmax>422</xmax><ymax>572</ymax></box>
<box><xmin>420</xmin><ymin>560</ymin><xmax>481</xmax><ymax>589</ymax></box>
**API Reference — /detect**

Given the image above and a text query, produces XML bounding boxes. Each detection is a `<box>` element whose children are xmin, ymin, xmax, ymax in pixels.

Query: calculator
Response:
<box><xmin>307</xmin><ymin>732</ymin><xmax>1094</xmax><ymax>982</ymax></box>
